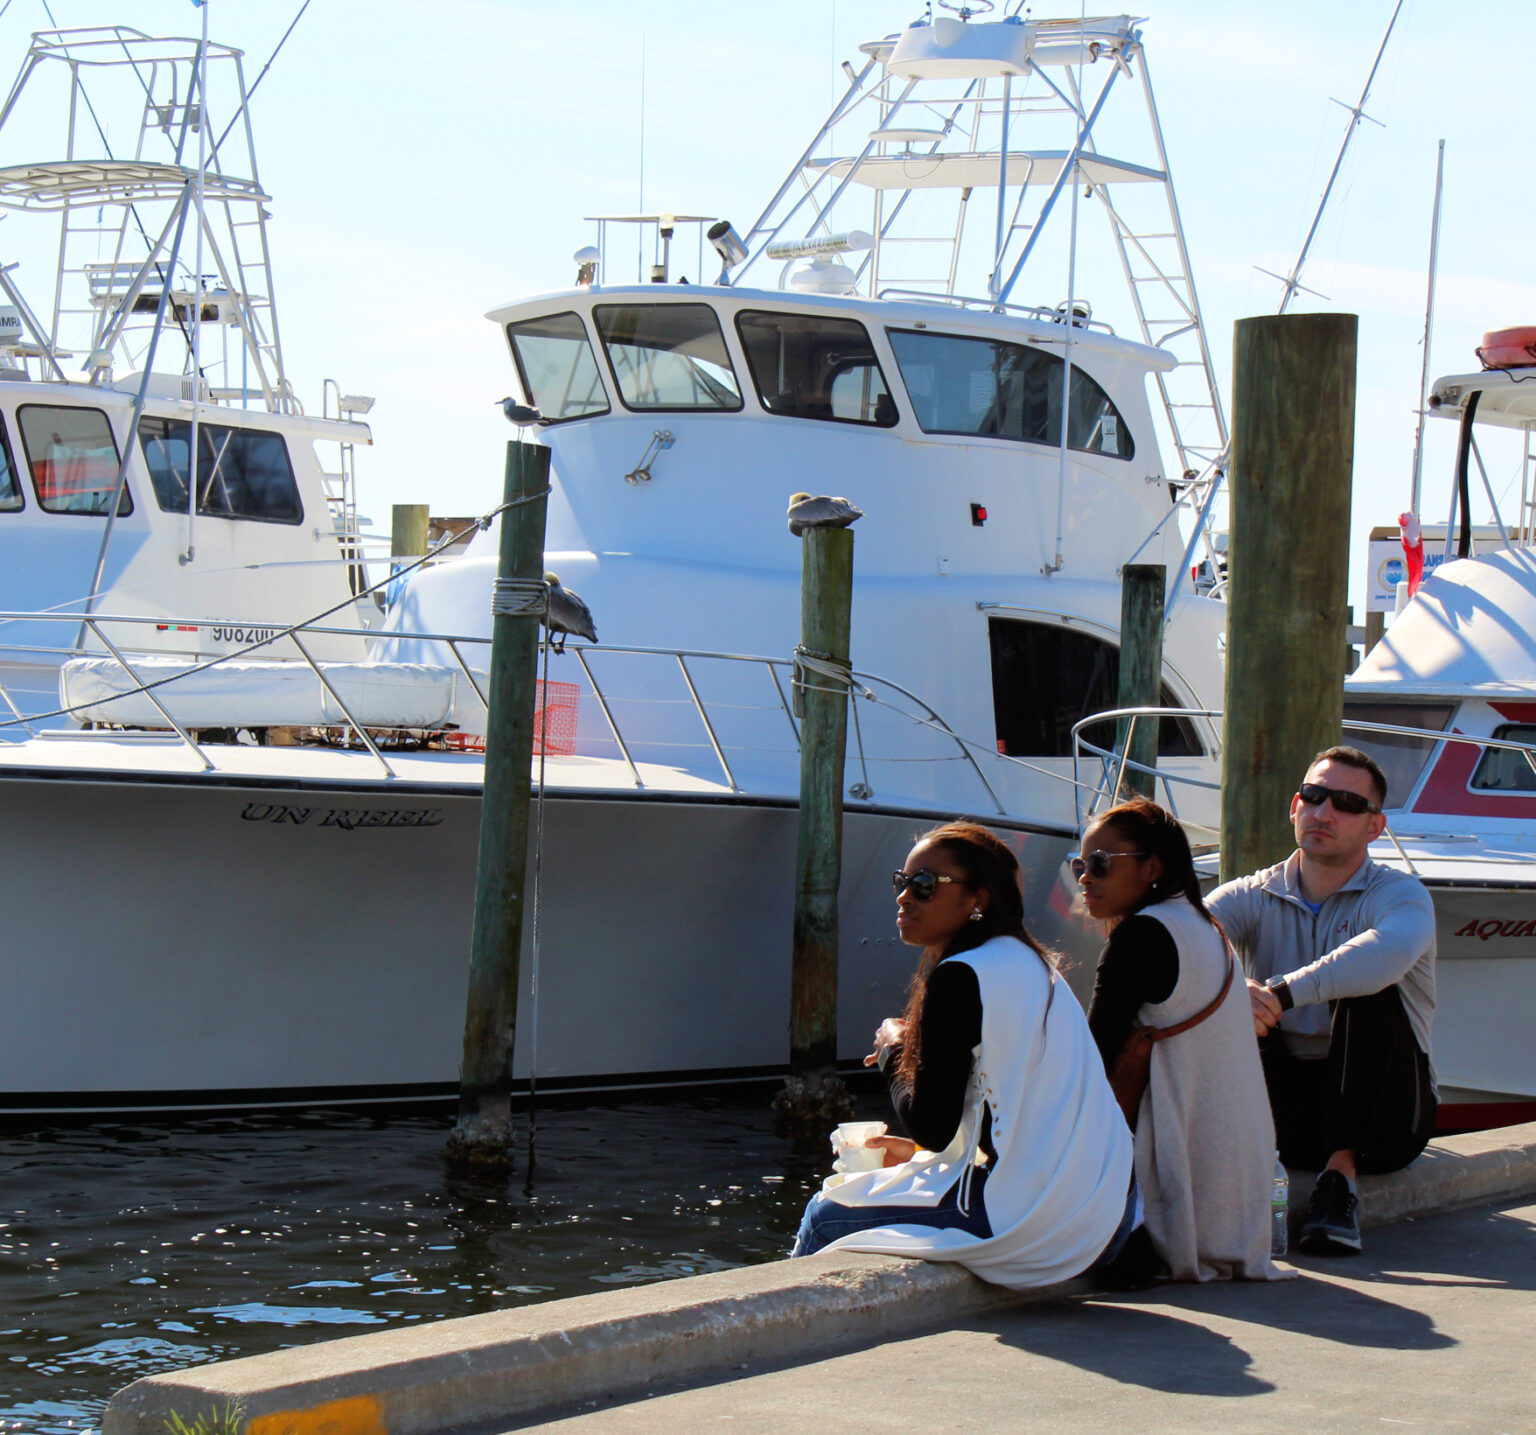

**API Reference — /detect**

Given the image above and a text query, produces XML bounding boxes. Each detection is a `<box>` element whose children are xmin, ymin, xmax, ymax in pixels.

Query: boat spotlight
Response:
<box><xmin>707</xmin><ymin>221</ymin><xmax>748</xmax><ymax>284</ymax></box>
<box><xmin>574</xmin><ymin>245</ymin><xmax>601</xmax><ymax>287</ymax></box>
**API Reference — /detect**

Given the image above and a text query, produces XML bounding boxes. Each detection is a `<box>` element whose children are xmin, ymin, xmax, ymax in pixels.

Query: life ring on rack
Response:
<box><xmin>1475</xmin><ymin>326</ymin><xmax>1536</xmax><ymax>370</ymax></box>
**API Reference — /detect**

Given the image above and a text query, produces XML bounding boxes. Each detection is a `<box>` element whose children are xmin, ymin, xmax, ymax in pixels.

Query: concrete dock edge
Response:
<box><xmin>103</xmin><ymin>1121</ymin><xmax>1536</xmax><ymax>1435</ymax></box>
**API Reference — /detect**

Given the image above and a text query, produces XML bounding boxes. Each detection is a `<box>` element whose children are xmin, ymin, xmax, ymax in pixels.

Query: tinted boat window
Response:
<box><xmin>1341</xmin><ymin>702</ymin><xmax>1454</xmax><ymax>806</ymax></box>
<box><xmin>735</xmin><ymin>311</ymin><xmax>897</xmax><ymax>426</ymax></box>
<box><xmin>18</xmin><ymin>404</ymin><xmax>130</xmax><ymax>515</ymax></box>
<box><xmin>887</xmin><ymin>329</ymin><xmax>1133</xmax><ymax>458</ymax></box>
<box><xmin>1470</xmin><ymin>723</ymin><xmax>1536</xmax><ymax>793</ymax></box>
<box><xmin>506</xmin><ymin>311</ymin><xmax>610</xmax><ymax>423</ymax></box>
<box><xmin>593</xmin><ymin>303</ymin><xmax>742</xmax><ymax>411</ymax></box>
<box><xmin>988</xmin><ymin>617</ymin><xmax>1200</xmax><ymax>758</ymax></box>
<box><xmin>137</xmin><ymin>417</ymin><xmax>302</xmax><ymax>524</ymax></box>
<box><xmin>0</xmin><ymin>419</ymin><xmax>21</xmax><ymax>511</ymax></box>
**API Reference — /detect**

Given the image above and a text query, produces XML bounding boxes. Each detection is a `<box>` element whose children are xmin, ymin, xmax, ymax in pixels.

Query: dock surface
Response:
<box><xmin>510</xmin><ymin>1196</ymin><xmax>1535</xmax><ymax>1433</ymax></box>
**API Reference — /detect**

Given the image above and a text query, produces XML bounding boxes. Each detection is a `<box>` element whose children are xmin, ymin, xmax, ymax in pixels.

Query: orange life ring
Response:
<box><xmin>1476</xmin><ymin>326</ymin><xmax>1536</xmax><ymax>370</ymax></box>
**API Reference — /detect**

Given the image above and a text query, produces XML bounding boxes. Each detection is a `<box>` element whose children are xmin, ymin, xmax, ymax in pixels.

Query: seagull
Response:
<box><xmin>787</xmin><ymin>492</ymin><xmax>863</xmax><ymax>536</ymax></box>
<box><xmin>543</xmin><ymin>572</ymin><xmax>597</xmax><ymax>652</ymax></box>
<box><xmin>496</xmin><ymin>397</ymin><xmax>545</xmax><ymax>427</ymax></box>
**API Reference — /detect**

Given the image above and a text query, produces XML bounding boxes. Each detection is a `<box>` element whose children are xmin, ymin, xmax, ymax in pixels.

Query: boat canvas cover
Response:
<box><xmin>1347</xmin><ymin>551</ymin><xmax>1536</xmax><ymax>697</ymax></box>
<box><xmin>59</xmin><ymin>656</ymin><xmax>470</xmax><ymax>729</ymax></box>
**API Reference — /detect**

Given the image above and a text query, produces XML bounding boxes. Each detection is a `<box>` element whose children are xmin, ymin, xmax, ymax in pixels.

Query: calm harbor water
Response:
<box><xmin>0</xmin><ymin>1093</ymin><xmax>872</xmax><ymax>1434</ymax></box>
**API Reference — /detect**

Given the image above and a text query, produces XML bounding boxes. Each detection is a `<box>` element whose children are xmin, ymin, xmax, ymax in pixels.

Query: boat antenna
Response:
<box><xmin>1260</xmin><ymin>0</ymin><xmax>1404</xmax><ymax>313</ymax></box>
<box><xmin>1408</xmin><ymin>139</ymin><xmax>1445</xmax><ymax>516</ymax></box>
<box><xmin>211</xmin><ymin>0</ymin><xmax>312</xmax><ymax>158</ymax></box>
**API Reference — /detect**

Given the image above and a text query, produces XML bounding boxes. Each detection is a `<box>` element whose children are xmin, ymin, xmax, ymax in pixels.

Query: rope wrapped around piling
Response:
<box><xmin>792</xmin><ymin>643</ymin><xmax>852</xmax><ymax>718</ymax></box>
<box><xmin>491</xmin><ymin>576</ymin><xmax>549</xmax><ymax>619</ymax></box>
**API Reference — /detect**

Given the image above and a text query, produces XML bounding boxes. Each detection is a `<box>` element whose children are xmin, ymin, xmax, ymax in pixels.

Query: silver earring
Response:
<box><xmin>968</xmin><ymin>910</ymin><xmax>983</xmax><ymax>922</ymax></box>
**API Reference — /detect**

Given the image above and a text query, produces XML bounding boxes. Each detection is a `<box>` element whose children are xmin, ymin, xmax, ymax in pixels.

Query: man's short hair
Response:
<box><xmin>1311</xmin><ymin>745</ymin><xmax>1388</xmax><ymax>807</ymax></box>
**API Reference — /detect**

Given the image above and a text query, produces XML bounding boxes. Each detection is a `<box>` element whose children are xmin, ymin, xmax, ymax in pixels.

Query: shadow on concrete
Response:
<box><xmin>1350</xmin><ymin>1205</ymin><xmax>1536</xmax><ymax>1293</ymax></box>
<box><xmin>984</xmin><ymin>1300</ymin><xmax>1274</xmax><ymax>1396</ymax></box>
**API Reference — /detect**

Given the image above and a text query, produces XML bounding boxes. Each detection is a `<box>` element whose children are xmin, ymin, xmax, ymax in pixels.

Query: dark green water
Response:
<box><xmin>0</xmin><ymin>1095</ymin><xmax>864</xmax><ymax>1434</ymax></box>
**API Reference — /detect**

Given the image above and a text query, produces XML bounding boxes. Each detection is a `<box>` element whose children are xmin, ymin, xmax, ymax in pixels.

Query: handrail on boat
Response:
<box><xmin>0</xmin><ymin>607</ymin><xmax>1004</xmax><ymax>810</ymax></box>
<box><xmin>1071</xmin><ymin>704</ymin><xmax>1536</xmax><ymax>875</ymax></box>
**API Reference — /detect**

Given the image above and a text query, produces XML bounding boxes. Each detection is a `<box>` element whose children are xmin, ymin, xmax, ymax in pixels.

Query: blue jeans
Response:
<box><xmin>791</xmin><ymin>1165</ymin><xmax>991</xmax><ymax>1257</ymax></box>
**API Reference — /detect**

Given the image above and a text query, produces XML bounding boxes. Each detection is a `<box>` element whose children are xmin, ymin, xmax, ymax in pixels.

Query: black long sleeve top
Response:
<box><xmin>1085</xmin><ymin>914</ymin><xmax>1180</xmax><ymax>1071</ymax></box>
<box><xmin>880</xmin><ymin>957</ymin><xmax>987</xmax><ymax>1155</ymax></box>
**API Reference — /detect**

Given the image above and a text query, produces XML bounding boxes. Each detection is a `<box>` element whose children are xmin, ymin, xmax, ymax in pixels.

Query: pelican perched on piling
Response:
<box><xmin>786</xmin><ymin>492</ymin><xmax>863</xmax><ymax>536</ymax></box>
<box><xmin>543</xmin><ymin>572</ymin><xmax>597</xmax><ymax>653</ymax></box>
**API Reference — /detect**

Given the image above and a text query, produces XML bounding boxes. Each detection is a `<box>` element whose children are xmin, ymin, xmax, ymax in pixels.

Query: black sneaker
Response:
<box><xmin>1298</xmin><ymin>1170</ymin><xmax>1362</xmax><ymax>1254</ymax></box>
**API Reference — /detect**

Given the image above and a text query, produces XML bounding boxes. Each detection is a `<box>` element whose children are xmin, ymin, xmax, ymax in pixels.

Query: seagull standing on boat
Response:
<box><xmin>496</xmin><ymin>397</ymin><xmax>545</xmax><ymax>428</ymax></box>
<box><xmin>786</xmin><ymin>492</ymin><xmax>863</xmax><ymax>536</ymax></box>
<box><xmin>543</xmin><ymin>572</ymin><xmax>597</xmax><ymax>653</ymax></box>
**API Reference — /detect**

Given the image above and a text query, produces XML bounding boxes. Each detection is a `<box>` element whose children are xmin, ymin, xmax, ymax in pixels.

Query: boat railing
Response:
<box><xmin>0</xmin><ymin>608</ymin><xmax>1005</xmax><ymax>810</ymax></box>
<box><xmin>1073</xmin><ymin>706</ymin><xmax>1536</xmax><ymax>872</ymax></box>
<box><xmin>874</xmin><ymin>288</ymin><xmax>1118</xmax><ymax>335</ymax></box>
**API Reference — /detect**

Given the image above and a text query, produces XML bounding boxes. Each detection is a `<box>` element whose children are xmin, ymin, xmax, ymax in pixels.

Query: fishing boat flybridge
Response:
<box><xmin>0</xmin><ymin>10</ymin><xmax>1234</xmax><ymax>1113</ymax></box>
<box><xmin>0</xmin><ymin>24</ymin><xmax>377</xmax><ymax>721</ymax></box>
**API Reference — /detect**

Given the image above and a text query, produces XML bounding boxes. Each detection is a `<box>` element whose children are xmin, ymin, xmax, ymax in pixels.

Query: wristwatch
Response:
<box><xmin>1265</xmin><ymin>977</ymin><xmax>1295</xmax><ymax>1012</ymax></box>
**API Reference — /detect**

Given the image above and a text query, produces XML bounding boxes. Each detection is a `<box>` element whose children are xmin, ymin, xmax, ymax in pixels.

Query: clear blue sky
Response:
<box><xmin>2</xmin><ymin>0</ymin><xmax>1531</xmax><ymax>612</ymax></box>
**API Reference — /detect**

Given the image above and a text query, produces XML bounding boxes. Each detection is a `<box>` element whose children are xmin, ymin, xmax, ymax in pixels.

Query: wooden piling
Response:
<box><xmin>779</xmin><ymin>524</ymin><xmax>856</xmax><ymax>1123</ymax></box>
<box><xmin>1220</xmin><ymin>314</ymin><xmax>1357</xmax><ymax>883</ymax></box>
<box><xmin>448</xmin><ymin>444</ymin><xmax>550</xmax><ymax>1168</ymax></box>
<box><xmin>391</xmin><ymin>503</ymin><xmax>430</xmax><ymax>562</ymax></box>
<box><xmin>1115</xmin><ymin>563</ymin><xmax>1165</xmax><ymax>800</ymax></box>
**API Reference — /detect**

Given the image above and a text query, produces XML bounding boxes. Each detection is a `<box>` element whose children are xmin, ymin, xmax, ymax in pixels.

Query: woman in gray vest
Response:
<box><xmin>1080</xmin><ymin>798</ymin><xmax>1289</xmax><ymax>1281</ymax></box>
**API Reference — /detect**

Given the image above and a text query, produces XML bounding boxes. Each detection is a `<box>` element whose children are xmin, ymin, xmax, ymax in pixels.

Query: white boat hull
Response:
<box><xmin>0</xmin><ymin>766</ymin><xmax>1098</xmax><ymax>1113</ymax></box>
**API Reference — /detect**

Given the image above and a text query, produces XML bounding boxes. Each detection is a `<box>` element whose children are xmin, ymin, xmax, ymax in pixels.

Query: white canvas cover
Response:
<box><xmin>59</xmin><ymin>656</ymin><xmax>470</xmax><ymax>729</ymax></box>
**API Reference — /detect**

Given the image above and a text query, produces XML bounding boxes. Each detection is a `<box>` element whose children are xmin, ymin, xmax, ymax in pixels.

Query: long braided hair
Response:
<box><xmin>895</xmin><ymin>822</ymin><xmax>1055</xmax><ymax>1088</ymax></box>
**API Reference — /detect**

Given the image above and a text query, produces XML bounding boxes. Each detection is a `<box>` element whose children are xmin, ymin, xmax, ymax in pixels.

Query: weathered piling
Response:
<box><xmin>448</xmin><ymin>444</ymin><xmax>550</xmax><ymax>1169</ymax></box>
<box><xmin>778</xmin><ymin>520</ymin><xmax>856</xmax><ymax>1123</ymax></box>
<box><xmin>1220</xmin><ymin>314</ymin><xmax>1357</xmax><ymax>883</ymax></box>
<box><xmin>1115</xmin><ymin>563</ymin><xmax>1166</xmax><ymax>800</ymax></box>
<box><xmin>391</xmin><ymin>503</ymin><xmax>430</xmax><ymax>564</ymax></box>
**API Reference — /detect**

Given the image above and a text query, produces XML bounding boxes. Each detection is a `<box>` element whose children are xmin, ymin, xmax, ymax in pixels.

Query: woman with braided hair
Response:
<box><xmin>1079</xmin><ymin>798</ymin><xmax>1289</xmax><ymax>1281</ymax></box>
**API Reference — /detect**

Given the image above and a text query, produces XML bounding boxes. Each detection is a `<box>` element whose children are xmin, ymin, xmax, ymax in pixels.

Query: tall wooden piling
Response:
<box><xmin>1115</xmin><ymin>563</ymin><xmax>1166</xmax><ymax>800</ymax></box>
<box><xmin>449</xmin><ymin>444</ymin><xmax>550</xmax><ymax>1168</ymax></box>
<box><xmin>1220</xmin><ymin>314</ymin><xmax>1357</xmax><ymax>883</ymax></box>
<box><xmin>779</xmin><ymin>523</ymin><xmax>856</xmax><ymax>1123</ymax></box>
<box><xmin>391</xmin><ymin>503</ymin><xmax>430</xmax><ymax>563</ymax></box>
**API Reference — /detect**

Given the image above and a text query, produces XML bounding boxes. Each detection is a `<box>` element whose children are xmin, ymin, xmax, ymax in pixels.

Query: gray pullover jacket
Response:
<box><xmin>1207</xmin><ymin>853</ymin><xmax>1436</xmax><ymax>1078</ymax></box>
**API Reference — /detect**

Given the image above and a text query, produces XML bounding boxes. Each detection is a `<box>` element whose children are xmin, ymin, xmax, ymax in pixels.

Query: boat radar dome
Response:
<box><xmin>574</xmin><ymin>245</ymin><xmax>601</xmax><ymax>287</ymax></box>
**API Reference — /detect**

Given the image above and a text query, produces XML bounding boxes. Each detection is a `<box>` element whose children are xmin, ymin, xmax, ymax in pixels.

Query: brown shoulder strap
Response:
<box><xmin>1147</xmin><ymin>950</ymin><xmax>1237</xmax><ymax>1043</ymax></box>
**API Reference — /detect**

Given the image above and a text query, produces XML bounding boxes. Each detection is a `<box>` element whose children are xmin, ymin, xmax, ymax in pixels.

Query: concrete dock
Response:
<box><xmin>103</xmin><ymin>1122</ymin><xmax>1536</xmax><ymax>1435</ymax></box>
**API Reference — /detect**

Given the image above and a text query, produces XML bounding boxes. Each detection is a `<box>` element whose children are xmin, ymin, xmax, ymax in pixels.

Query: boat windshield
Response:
<box><xmin>505</xmin><ymin>311</ymin><xmax>611</xmax><ymax>424</ymax></box>
<box><xmin>137</xmin><ymin>417</ymin><xmax>303</xmax><ymax>524</ymax></box>
<box><xmin>734</xmin><ymin>311</ymin><xmax>896</xmax><ymax>427</ymax></box>
<box><xmin>886</xmin><ymin>329</ymin><xmax>1133</xmax><ymax>459</ymax></box>
<box><xmin>1341</xmin><ymin>701</ymin><xmax>1455</xmax><ymax>806</ymax></box>
<box><xmin>16</xmin><ymin>404</ymin><xmax>130</xmax><ymax>516</ymax></box>
<box><xmin>593</xmin><ymin>304</ymin><xmax>742</xmax><ymax>412</ymax></box>
<box><xmin>1470</xmin><ymin>723</ymin><xmax>1536</xmax><ymax>793</ymax></box>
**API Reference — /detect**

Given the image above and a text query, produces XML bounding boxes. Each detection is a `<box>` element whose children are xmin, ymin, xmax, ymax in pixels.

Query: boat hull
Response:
<box><xmin>0</xmin><ymin>768</ymin><xmax>1098</xmax><ymax>1114</ymax></box>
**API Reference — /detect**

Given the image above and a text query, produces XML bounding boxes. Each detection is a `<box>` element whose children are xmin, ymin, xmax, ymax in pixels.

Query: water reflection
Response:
<box><xmin>0</xmin><ymin>1094</ymin><xmax>854</xmax><ymax>1434</ymax></box>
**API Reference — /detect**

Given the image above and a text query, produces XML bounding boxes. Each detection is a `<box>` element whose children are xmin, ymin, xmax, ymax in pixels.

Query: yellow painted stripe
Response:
<box><xmin>246</xmin><ymin>1395</ymin><xmax>386</xmax><ymax>1435</ymax></box>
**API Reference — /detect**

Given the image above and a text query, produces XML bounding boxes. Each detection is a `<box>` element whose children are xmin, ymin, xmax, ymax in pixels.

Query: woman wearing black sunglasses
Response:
<box><xmin>1080</xmin><ymin>799</ymin><xmax>1288</xmax><ymax>1282</ymax></box>
<box><xmin>791</xmin><ymin>822</ymin><xmax>1143</xmax><ymax>1291</ymax></box>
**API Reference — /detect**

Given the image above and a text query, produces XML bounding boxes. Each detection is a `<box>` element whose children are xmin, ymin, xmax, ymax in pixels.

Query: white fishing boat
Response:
<box><xmin>1338</xmin><ymin>357</ymin><xmax>1536</xmax><ymax>1127</ymax></box>
<box><xmin>0</xmin><ymin>10</ymin><xmax>1233</xmax><ymax>1113</ymax></box>
<box><xmin>0</xmin><ymin>24</ymin><xmax>378</xmax><ymax>725</ymax></box>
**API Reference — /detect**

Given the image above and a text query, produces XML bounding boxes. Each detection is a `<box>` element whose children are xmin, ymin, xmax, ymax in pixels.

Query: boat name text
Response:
<box><xmin>1453</xmin><ymin>918</ymin><xmax>1536</xmax><ymax>942</ymax></box>
<box><xmin>240</xmin><ymin>802</ymin><xmax>444</xmax><ymax>830</ymax></box>
<box><xmin>211</xmin><ymin>625</ymin><xmax>281</xmax><ymax>645</ymax></box>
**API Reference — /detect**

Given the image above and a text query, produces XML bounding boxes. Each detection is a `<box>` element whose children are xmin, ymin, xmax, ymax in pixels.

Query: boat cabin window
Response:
<box><xmin>1341</xmin><ymin>702</ymin><xmax>1454</xmax><ymax>806</ymax></box>
<box><xmin>17</xmin><ymin>404</ymin><xmax>130</xmax><ymax>515</ymax></box>
<box><xmin>1470</xmin><ymin>723</ymin><xmax>1536</xmax><ymax>793</ymax></box>
<box><xmin>137</xmin><ymin>417</ymin><xmax>302</xmax><ymax>524</ymax></box>
<box><xmin>0</xmin><ymin>420</ymin><xmax>21</xmax><ymax>511</ymax></box>
<box><xmin>735</xmin><ymin>311</ymin><xmax>897</xmax><ymax>426</ymax></box>
<box><xmin>988</xmin><ymin>617</ymin><xmax>1201</xmax><ymax>759</ymax></box>
<box><xmin>505</xmin><ymin>311</ymin><xmax>610</xmax><ymax>423</ymax></box>
<box><xmin>592</xmin><ymin>304</ymin><xmax>742</xmax><ymax>412</ymax></box>
<box><xmin>886</xmin><ymin>330</ymin><xmax>1134</xmax><ymax>459</ymax></box>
